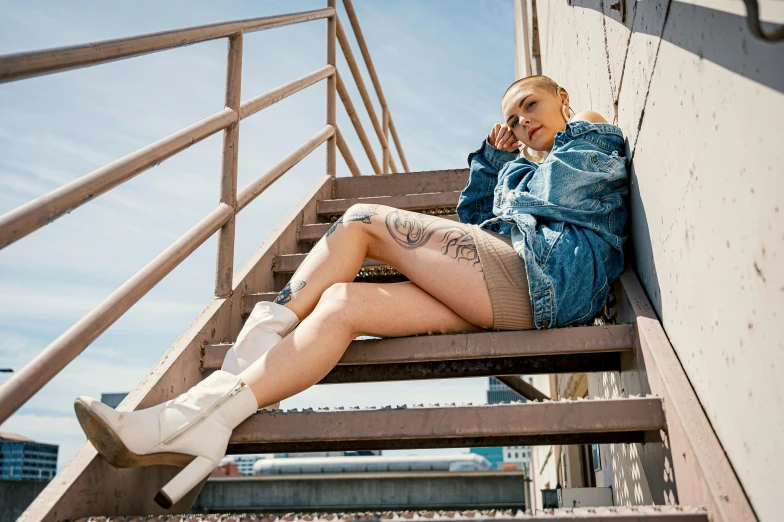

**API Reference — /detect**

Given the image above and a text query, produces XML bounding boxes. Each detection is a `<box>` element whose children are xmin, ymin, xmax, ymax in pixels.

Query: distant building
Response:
<box><xmin>254</xmin><ymin>454</ymin><xmax>491</xmax><ymax>474</ymax></box>
<box><xmin>487</xmin><ymin>377</ymin><xmax>532</xmax><ymax>477</ymax></box>
<box><xmin>100</xmin><ymin>392</ymin><xmax>129</xmax><ymax>409</ymax></box>
<box><xmin>0</xmin><ymin>432</ymin><xmax>58</xmax><ymax>481</ymax></box>
<box><xmin>275</xmin><ymin>450</ymin><xmax>380</xmax><ymax>458</ymax></box>
<box><xmin>470</xmin><ymin>447</ymin><xmax>505</xmax><ymax>470</ymax></box>
<box><xmin>503</xmin><ymin>445</ymin><xmax>531</xmax><ymax>475</ymax></box>
<box><xmin>487</xmin><ymin>377</ymin><xmax>521</xmax><ymax>404</ymax></box>
<box><xmin>211</xmin><ymin>462</ymin><xmax>241</xmax><ymax>477</ymax></box>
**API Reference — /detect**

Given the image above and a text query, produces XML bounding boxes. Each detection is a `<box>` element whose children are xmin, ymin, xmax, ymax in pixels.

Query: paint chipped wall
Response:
<box><xmin>526</xmin><ymin>1</ymin><xmax>783</xmax><ymax>519</ymax></box>
<box><xmin>527</xmin><ymin>374</ymin><xmax>558</xmax><ymax>512</ymax></box>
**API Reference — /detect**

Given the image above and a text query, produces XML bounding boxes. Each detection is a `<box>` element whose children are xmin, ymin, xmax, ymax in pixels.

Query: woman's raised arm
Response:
<box><xmin>457</xmin><ymin>125</ymin><xmax>519</xmax><ymax>226</ymax></box>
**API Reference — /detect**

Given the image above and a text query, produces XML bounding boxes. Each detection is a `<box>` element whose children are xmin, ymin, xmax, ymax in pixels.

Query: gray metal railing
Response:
<box><xmin>0</xmin><ymin>0</ymin><xmax>409</xmax><ymax>425</ymax></box>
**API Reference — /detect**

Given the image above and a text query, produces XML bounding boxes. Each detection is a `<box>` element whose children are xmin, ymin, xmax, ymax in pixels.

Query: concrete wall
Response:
<box><xmin>0</xmin><ymin>480</ymin><xmax>48</xmax><ymax>522</ymax></box>
<box><xmin>192</xmin><ymin>471</ymin><xmax>527</xmax><ymax>512</ymax></box>
<box><xmin>526</xmin><ymin>375</ymin><xmax>558</xmax><ymax>512</ymax></box>
<box><xmin>523</xmin><ymin>1</ymin><xmax>783</xmax><ymax>520</ymax></box>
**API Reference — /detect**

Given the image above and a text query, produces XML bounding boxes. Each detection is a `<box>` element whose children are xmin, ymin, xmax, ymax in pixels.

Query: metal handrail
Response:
<box><xmin>0</xmin><ymin>3</ymin><xmax>409</xmax><ymax>425</ymax></box>
<box><xmin>336</xmin><ymin>17</ymin><xmax>398</xmax><ymax>174</ymax></box>
<box><xmin>0</xmin><ymin>8</ymin><xmax>335</xmax><ymax>83</ymax></box>
<box><xmin>342</xmin><ymin>0</ymin><xmax>409</xmax><ymax>173</ymax></box>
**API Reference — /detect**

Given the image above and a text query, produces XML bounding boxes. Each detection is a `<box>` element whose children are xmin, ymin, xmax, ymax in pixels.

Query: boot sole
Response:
<box><xmin>74</xmin><ymin>398</ymin><xmax>194</xmax><ymax>469</ymax></box>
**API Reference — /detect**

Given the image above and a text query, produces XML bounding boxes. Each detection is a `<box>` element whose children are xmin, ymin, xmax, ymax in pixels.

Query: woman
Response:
<box><xmin>73</xmin><ymin>75</ymin><xmax>629</xmax><ymax>508</ymax></box>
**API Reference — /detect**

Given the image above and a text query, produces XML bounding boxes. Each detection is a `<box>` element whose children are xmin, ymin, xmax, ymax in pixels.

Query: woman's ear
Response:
<box><xmin>558</xmin><ymin>87</ymin><xmax>569</xmax><ymax>106</ymax></box>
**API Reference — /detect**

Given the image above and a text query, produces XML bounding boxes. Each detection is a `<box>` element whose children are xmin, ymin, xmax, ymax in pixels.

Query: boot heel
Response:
<box><xmin>154</xmin><ymin>455</ymin><xmax>215</xmax><ymax>509</ymax></box>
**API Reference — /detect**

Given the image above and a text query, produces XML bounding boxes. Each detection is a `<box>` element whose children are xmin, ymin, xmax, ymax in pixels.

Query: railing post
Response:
<box><xmin>215</xmin><ymin>33</ymin><xmax>243</xmax><ymax>298</ymax></box>
<box><xmin>326</xmin><ymin>0</ymin><xmax>337</xmax><ymax>177</ymax></box>
<box><xmin>382</xmin><ymin>107</ymin><xmax>390</xmax><ymax>175</ymax></box>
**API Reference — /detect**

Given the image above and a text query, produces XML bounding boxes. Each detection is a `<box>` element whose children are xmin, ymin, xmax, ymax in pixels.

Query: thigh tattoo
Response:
<box><xmin>325</xmin><ymin>204</ymin><xmax>380</xmax><ymax>238</ymax></box>
<box><xmin>309</xmin><ymin>204</ymin><xmax>380</xmax><ymax>256</ymax></box>
<box><xmin>384</xmin><ymin>209</ymin><xmax>481</xmax><ymax>268</ymax></box>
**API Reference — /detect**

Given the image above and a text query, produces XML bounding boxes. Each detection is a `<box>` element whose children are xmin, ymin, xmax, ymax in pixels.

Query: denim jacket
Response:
<box><xmin>457</xmin><ymin>120</ymin><xmax>629</xmax><ymax>329</ymax></box>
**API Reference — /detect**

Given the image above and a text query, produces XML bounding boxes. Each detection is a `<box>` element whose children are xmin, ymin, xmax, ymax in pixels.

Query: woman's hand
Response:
<box><xmin>488</xmin><ymin>123</ymin><xmax>522</xmax><ymax>152</ymax></box>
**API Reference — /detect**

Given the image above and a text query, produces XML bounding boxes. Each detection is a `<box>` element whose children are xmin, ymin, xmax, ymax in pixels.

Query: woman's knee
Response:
<box><xmin>312</xmin><ymin>282</ymin><xmax>365</xmax><ymax>334</ymax></box>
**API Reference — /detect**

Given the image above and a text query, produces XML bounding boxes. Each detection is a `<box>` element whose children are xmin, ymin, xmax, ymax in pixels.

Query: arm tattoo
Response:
<box><xmin>325</xmin><ymin>204</ymin><xmax>379</xmax><ymax>238</ymax></box>
<box><xmin>385</xmin><ymin>209</ymin><xmax>481</xmax><ymax>268</ymax></box>
<box><xmin>274</xmin><ymin>279</ymin><xmax>306</xmax><ymax>305</ymax></box>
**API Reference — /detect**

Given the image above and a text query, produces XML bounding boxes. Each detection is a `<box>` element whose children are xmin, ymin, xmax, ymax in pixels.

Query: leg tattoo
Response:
<box><xmin>385</xmin><ymin>209</ymin><xmax>482</xmax><ymax>268</ymax></box>
<box><xmin>274</xmin><ymin>279</ymin><xmax>306</xmax><ymax>305</ymax></box>
<box><xmin>310</xmin><ymin>204</ymin><xmax>380</xmax><ymax>256</ymax></box>
<box><xmin>326</xmin><ymin>204</ymin><xmax>380</xmax><ymax>238</ymax></box>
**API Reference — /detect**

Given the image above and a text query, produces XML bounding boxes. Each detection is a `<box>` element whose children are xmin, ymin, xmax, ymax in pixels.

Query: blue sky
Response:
<box><xmin>0</xmin><ymin>1</ymin><xmax>516</xmax><ymax>469</ymax></box>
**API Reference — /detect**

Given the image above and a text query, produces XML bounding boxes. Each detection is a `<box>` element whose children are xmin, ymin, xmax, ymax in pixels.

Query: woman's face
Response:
<box><xmin>502</xmin><ymin>84</ymin><xmax>568</xmax><ymax>152</ymax></box>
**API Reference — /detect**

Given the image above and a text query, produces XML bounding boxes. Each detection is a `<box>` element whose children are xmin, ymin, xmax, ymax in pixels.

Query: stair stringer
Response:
<box><xmin>19</xmin><ymin>175</ymin><xmax>333</xmax><ymax>521</ymax></box>
<box><xmin>602</xmin><ymin>269</ymin><xmax>756</xmax><ymax>522</ymax></box>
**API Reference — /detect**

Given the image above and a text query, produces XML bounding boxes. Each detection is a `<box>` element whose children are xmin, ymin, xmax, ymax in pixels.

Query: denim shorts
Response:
<box><xmin>471</xmin><ymin>225</ymin><xmax>534</xmax><ymax>330</ymax></box>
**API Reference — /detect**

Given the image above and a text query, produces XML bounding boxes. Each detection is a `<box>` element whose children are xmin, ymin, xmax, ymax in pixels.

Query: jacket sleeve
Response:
<box><xmin>457</xmin><ymin>140</ymin><xmax>518</xmax><ymax>225</ymax></box>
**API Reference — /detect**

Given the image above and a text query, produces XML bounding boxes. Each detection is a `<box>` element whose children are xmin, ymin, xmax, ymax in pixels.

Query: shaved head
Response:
<box><xmin>502</xmin><ymin>75</ymin><xmax>560</xmax><ymax>103</ymax></box>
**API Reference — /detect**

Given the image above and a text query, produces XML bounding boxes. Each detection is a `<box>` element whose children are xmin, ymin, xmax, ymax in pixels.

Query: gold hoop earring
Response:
<box><xmin>562</xmin><ymin>104</ymin><xmax>570</xmax><ymax>122</ymax></box>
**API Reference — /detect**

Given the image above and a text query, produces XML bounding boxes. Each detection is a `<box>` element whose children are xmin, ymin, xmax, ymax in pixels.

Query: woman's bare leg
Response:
<box><xmin>240</xmin><ymin>281</ymin><xmax>483</xmax><ymax>407</ymax></box>
<box><xmin>237</xmin><ymin>204</ymin><xmax>496</xmax><ymax>407</ymax></box>
<box><xmin>275</xmin><ymin>204</ymin><xmax>493</xmax><ymax>329</ymax></box>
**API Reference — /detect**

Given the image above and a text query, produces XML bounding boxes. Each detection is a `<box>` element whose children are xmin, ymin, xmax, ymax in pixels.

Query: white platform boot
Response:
<box><xmin>221</xmin><ymin>301</ymin><xmax>300</xmax><ymax>410</ymax></box>
<box><xmin>74</xmin><ymin>370</ymin><xmax>259</xmax><ymax>509</ymax></box>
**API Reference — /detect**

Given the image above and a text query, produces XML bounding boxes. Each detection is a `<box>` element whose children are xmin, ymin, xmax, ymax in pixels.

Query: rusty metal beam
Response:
<box><xmin>240</xmin><ymin>65</ymin><xmax>334</xmax><ymax>120</ymax></box>
<box><xmin>317</xmin><ymin>191</ymin><xmax>461</xmax><ymax>215</ymax></box>
<box><xmin>388</xmin><ymin>115</ymin><xmax>410</xmax><ymax>172</ymax></box>
<box><xmin>495</xmin><ymin>375</ymin><xmax>549</xmax><ymax>402</ymax></box>
<box><xmin>335</xmin><ymin>17</ymin><xmax>397</xmax><ymax>174</ymax></box>
<box><xmin>342</xmin><ymin>0</ymin><xmax>409</xmax><ymax>172</ymax></box>
<box><xmin>228</xmin><ymin>398</ymin><xmax>664</xmax><ymax>453</ymax></box>
<box><xmin>0</xmin><ymin>108</ymin><xmax>236</xmax><ymax>250</ymax></box>
<box><xmin>202</xmin><ymin>324</ymin><xmax>634</xmax><ymax>371</ymax></box>
<box><xmin>87</xmin><ymin>507</ymin><xmax>709</xmax><ymax>521</ymax></box>
<box><xmin>0</xmin><ymin>8</ymin><xmax>335</xmax><ymax>83</ymax></box>
<box><xmin>333</xmin><ymin>169</ymin><xmax>468</xmax><ymax>199</ymax></box>
<box><xmin>326</xmin><ymin>0</ymin><xmax>337</xmax><ymax>177</ymax></box>
<box><xmin>616</xmin><ymin>270</ymin><xmax>757</xmax><ymax>522</ymax></box>
<box><xmin>315</xmin><ymin>353</ymin><xmax>621</xmax><ymax>383</ymax></box>
<box><xmin>214</xmin><ymin>33</ymin><xmax>243</xmax><ymax>299</ymax></box>
<box><xmin>0</xmin><ymin>204</ymin><xmax>233</xmax><ymax>426</ymax></box>
<box><xmin>237</xmin><ymin>126</ymin><xmax>334</xmax><ymax>211</ymax></box>
<box><xmin>336</xmin><ymin>126</ymin><xmax>362</xmax><ymax>177</ymax></box>
<box><xmin>336</xmin><ymin>72</ymin><xmax>381</xmax><ymax>174</ymax></box>
<box><xmin>204</xmin><ymin>347</ymin><xmax>622</xmax><ymax>379</ymax></box>
<box><xmin>273</xmin><ymin>253</ymin><xmax>383</xmax><ymax>273</ymax></box>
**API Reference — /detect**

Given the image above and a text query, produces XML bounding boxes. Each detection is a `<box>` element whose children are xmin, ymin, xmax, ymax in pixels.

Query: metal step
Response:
<box><xmin>92</xmin><ymin>506</ymin><xmax>709</xmax><ymax>521</ymax></box>
<box><xmin>317</xmin><ymin>191</ymin><xmax>461</xmax><ymax>216</ymax></box>
<box><xmin>228</xmin><ymin>397</ymin><xmax>664</xmax><ymax>453</ymax></box>
<box><xmin>201</xmin><ymin>325</ymin><xmax>633</xmax><ymax>380</ymax></box>
<box><xmin>274</xmin><ymin>254</ymin><xmax>390</xmax><ymax>274</ymax></box>
<box><xmin>298</xmin><ymin>214</ymin><xmax>459</xmax><ymax>242</ymax></box>
<box><xmin>333</xmin><ymin>168</ymin><xmax>469</xmax><ymax>199</ymax></box>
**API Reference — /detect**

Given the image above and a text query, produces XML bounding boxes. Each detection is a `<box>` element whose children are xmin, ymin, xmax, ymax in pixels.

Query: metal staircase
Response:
<box><xmin>0</xmin><ymin>3</ymin><xmax>756</xmax><ymax>522</ymax></box>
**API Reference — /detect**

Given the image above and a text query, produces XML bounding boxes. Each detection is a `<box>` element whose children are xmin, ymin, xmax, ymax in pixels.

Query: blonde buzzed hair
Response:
<box><xmin>503</xmin><ymin>75</ymin><xmax>560</xmax><ymax>101</ymax></box>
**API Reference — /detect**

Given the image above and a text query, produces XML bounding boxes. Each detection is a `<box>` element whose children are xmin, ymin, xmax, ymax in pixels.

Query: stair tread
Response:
<box><xmin>229</xmin><ymin>397</ymin><xmax>664</xmax><ymax>453</ymax></box>
<box><xmin>274</xmin><ymin>254</ymin><xmax>387</xmax><ymax>273</ymax></box>
<box><xmin>298</xmin><ymin>214</ymin><xmax>458</xmax><ymax>242</ymax></box>
<box><xmin>89</xmin><ymin>506</ymin><xmax>708</xmax><ymax>521</ymax></box>
<box><xmin>318</xmin><ymin>191</ymin><xmax>461</xmax><ymax>215</ymax></box>
<box><xmin>202</xmin><ymin>324</ymin><xmax>633</xmax><ymax>373</ymax></box>
<box><xmin>334</xmin><ymin>168</ymin><xmax>469</xmax><ymax>199</ymax></box>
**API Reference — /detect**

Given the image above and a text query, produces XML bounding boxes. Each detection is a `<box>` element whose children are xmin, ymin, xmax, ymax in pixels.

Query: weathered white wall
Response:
<box><xmin>527</xmin><ymin>375</ymin><xmax>558</xmax><ymax>512</ymax></box>
<box><xmin>528</xmin><ymin>1</ymin><xmax>783</xmax><ymax>520</ymax></box>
